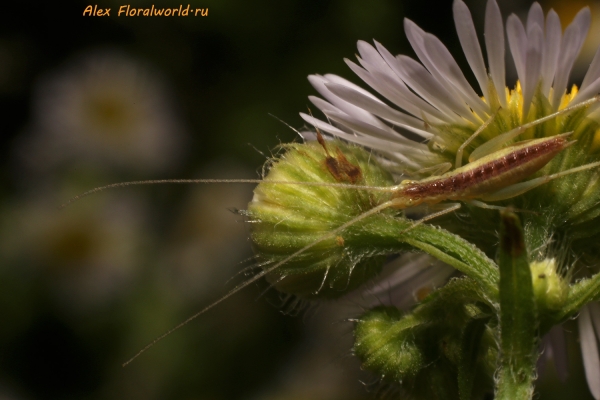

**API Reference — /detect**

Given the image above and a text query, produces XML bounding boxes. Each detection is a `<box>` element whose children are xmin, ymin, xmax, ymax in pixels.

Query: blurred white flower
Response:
<box><xmin>1</xmin><ymin>188</ymin><xmax>150</xmax><ymax>312</ymax></box>
<box><xmin>22</xmin><ymin>50</ymin><xmax>186</xmax><ymax>173</ymax></box>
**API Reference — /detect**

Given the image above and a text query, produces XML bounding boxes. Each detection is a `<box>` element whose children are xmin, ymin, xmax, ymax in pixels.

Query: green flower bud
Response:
<box><xmin>247</xmin><ymin>140</ymin><xmax>409</xmax><ymax>298</ymax></box>
<box><xmin>353</xmin><ymin>306</ymin><xmax>425</xmax><ymax>382</ymax></box>
<box><xmin>353</xmin><ymin>280</ymin><xmax>498</xmax><ymax>398</ymax></box>
<box><xmin>530</xmin><ymin>258</ymin><xmax>568</xmax><ymax>312</ymax></box>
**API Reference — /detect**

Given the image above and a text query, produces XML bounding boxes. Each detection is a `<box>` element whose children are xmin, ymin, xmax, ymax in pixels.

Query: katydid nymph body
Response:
<box><xmin>390</xmin><ymin>133</ymin><xmax>575</xmax><ymax>209</ymax></box>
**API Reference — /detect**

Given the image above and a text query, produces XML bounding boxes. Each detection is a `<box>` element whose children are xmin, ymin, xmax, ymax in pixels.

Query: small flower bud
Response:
<box><xmin>353</xmin><ymin>306</ymin><xmax>425</xmax><ymax>382</ymax></box>
<box><xmin>247</xmin><ymin>140</ymin><xmax>407</xmax><ymax>298</ymax></box>
<box><xmin>530</xmin><ymin>258</ymin><xmax>568</xmax><ymax>312</ymax></box>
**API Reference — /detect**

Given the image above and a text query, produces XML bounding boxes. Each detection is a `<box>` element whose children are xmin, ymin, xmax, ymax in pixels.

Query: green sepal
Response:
<box><xmin>558</xmin><ymin>272</ymin><xmax>600</xmax><ymax>323</ymax></box>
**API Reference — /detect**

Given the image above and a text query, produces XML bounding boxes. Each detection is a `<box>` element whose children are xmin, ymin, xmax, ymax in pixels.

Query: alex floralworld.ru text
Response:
<box><xmin>83</xmin><ymin>5</ymin><xmax>208</xmax><ymax>17</ymax></box>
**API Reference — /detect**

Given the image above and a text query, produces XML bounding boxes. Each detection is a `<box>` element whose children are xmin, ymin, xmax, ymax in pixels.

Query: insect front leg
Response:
<box><xmin>455</xmin><ymin>110</ymin><xmax>498</xmax><ymax>169</ymax></box>
<box><xmin>468</xmin><ymin>96</ymin><xmax>600</xmax><ymax>163</ymax></box>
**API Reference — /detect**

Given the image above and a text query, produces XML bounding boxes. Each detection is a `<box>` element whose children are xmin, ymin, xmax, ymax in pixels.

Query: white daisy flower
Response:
<box><xmin>300</xmin><ymin>0</ymin><xmax>599</xmax><ymax>174</ymax></box>
<box><xmin>23</xmin><ymin>50</ymin><xmax>186</xmax><ymax>173</ymax></box>
<box><xmin>298</xmin><ymin>0</ymin><xmax>600</xmax><ymax>396</ymax></box>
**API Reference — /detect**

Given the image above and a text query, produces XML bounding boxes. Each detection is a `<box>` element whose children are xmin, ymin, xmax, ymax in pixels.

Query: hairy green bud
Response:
<box><xmin>530</xmin><ymin>258</ymin><xmax>568</xmax><ymax>313</ymax></box>
<box><xmin>247</xmin><ymin>140</ymin><xmax>408</xmax><ymax>298</ymax></box>
<box><xmin>353</xmin><ymin>307</ymin><xmax>425</xmax><ymax>382</ymax></box>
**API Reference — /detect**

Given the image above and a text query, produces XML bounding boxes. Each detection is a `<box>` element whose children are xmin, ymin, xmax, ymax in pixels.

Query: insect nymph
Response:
<box><xmin>391</xmin><ymin>133</ymin><xmax>574</xmax><ymax>208</ymax></box>
<box><xmin>61</xmin><ymin>93</ymin><xmax>592</xmax><ymax>365</ymax></box>
<box><xmin>61</xmin><ymin>97</ymin><xmax>600</xmax><ymax>363</ymax></box>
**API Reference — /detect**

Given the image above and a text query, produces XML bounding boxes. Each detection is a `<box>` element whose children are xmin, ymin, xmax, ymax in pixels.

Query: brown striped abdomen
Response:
<box><xmin>394</xmin><ymin>135</ymin><xmax>571</xmax><ymax>207</ymax></box>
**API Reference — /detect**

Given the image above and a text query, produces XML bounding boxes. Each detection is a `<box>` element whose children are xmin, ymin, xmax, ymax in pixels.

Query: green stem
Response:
<box><xmin>495</xmin><ymin>211</ymin><xmax>537</xmax><ymax>400</ymax></box>
<box><xmin>402</xmin><ymin>224</ymin><xmax>499</xmax><ymax>302</ymax></box>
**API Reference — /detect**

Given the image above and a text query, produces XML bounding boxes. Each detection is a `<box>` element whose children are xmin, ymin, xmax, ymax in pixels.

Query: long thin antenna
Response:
<box><xmin>59</xmin><ymin>179</ymin><xmax>395</xmax><ymax>209</ymax></box>
<box><xmin>122</xmin><ymin>199</ymin><xmax>396</xmax><ymax>367</ymax></box>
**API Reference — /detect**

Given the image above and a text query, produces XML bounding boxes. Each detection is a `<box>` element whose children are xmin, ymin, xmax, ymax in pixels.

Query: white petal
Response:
<box><xmin>526</xmin><ymin>3</ymin><xmax>544</xmax><ymax>33</ymax></box>
<box><xmin>309</xmin><ymin>95</ymin><xmax>369</xmax><ymax>136</ymax></box>
<box><xmin>355</xmin><ymin>41</ymin><xmax>453</xmax><ymax>123</ymax></box>
<box><xmin>308</xmin><ymin>74</ymin><xmax>386</xmax><ymax>129</ymax></box>
<box><xmin>589</xmin><ymin>302</ymin><xmax>600</xmax><ymax>341</ymax></box>
<box><xmin>374</xmin><ymin>41</ymin><xmax>469</xmax><ymax>123</ymax></box>
<box><xmin>580</xmin><ymin>304</ymin><xmax>600</xmax><ymax>400</ymax></box>
<box><xmin>324</xmin><ymin>73</ymin><xmax>382</xmax><ymax>103</ymax></box>
<box><xmin>506</xmin><ymin>14</ymin><xmax>528</xmax><ymax>90</ymax></box>
<box><xmin>485</xmin><ymin>0</ymin><xmax>507</xmax><ymax>107</ymax></box>
<box><xmin>581</xmin><ymin>45</ymin><xmax>600</xmax><ymax>93</ymax></box>
<box><xmin>299</xmin><ymin>111</ymin><xmax>348</xmax><ymax>137</ymax></box>
<box><xmin>325</xmin><ymin>82</ymin><xmax>434</xmax><ymax>139</ymax></box>
<box><xmin>308</xmin><ymin>95</ymin><xmax>340</xmax><ymax>115</ymax></box>
<box><xmin>522</xmin><ymin>25</ymin><xmax>543</xmax><ymax>118</ymax></box>
<box><xmin>403</xmin><ymin>18</ymin><xmax>431</xmax><ymax>68</ymax></box>
<box><xmin>404</xmin><ymin>19</ymin><xmax>469</xmax><ymax>103</ymax></box>
<box><xmin>453</xmin><ymin>0</ymin><xmax>490</xmax><ymax>100</ymax></box>
<box><xmin>392</xmin><ymin>54</ymin><xmax>478</xmax><ymax>124</ymax></box>
<box><xmin>346</xmin><ymin>58</ymin><xmax>448</xmax><ymax>124</ymax></box>
<box><xmin>299</xmin><ymin>112</ymin><xmax>424</xmax><ymax>168</ymax></box>
<box><xmin>551</xmin><ymin>7</ymin><xmax>591</xmax><ymax>109</ymax></box>
<box><xmin>541</xmin><ymin>10</ymin><xmax>562</xmax><ymax>96</ymax></box>
<box><xmin>322</xmin><ymin>110</ymin><xmax>439</xmax><ymax>166</ymax></box>
<box><xmin>423</xmin><ymin>34</ymin><xmax>490</xmax><ymax>116</ymax></box>
<box><xmin>321</xmin><ymin>108</ymin><xmax>422</xmax><ymax>150</ymax></box>
<box><xmin>403</xmin><ymin>20</ymin><xmax>452</xmax><ymax>87</ymax></box>
<box><xmin>356</xmin><ymin>40</ymin><xmax>397</xmax><ymax>77</ymax></box>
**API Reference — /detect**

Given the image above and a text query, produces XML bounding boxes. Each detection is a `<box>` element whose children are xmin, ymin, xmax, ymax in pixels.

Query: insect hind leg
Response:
<box><xmin>466</xmin><ymin>200</ymin><xmax>539</xmax><ymax>214</ymax></box>
<box><xmin>399</xmin><ymin>203</ymin><xmax>462</xmax><ymax>235</ymax></box>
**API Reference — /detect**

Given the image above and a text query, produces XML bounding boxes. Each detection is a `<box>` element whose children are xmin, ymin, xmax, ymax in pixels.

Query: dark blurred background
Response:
<box><xmin>1</xmin><ymin>0</ymin><xmax>600</xmax><ymax>399</ymax></box>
